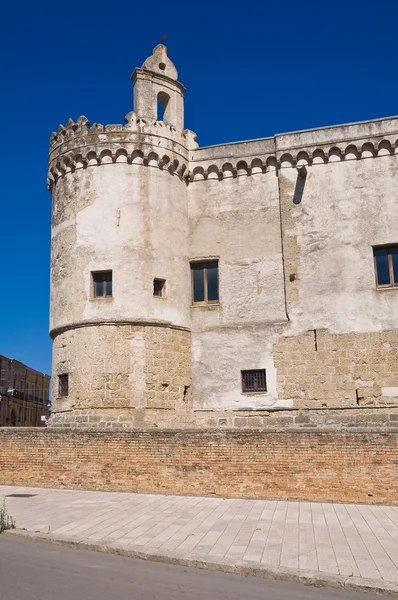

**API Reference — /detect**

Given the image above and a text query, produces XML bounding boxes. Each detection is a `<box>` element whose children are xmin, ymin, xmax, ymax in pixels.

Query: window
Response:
<box><xmin>241</xmin><ymin>369</ymin><xmax>267</xmax><ymax>393</ymax></box>
<box><xmin>191</xmin><ymin>261</ymin><xmax>219</xmax><ymax>305</ymax></box>
<box><xmin>157</xmin><ymin>91</ymin><xmax>170</xmax><ymax>121</ymax></box>
<box><xmin>153</xmin><ymin>278</ymin><xmax>166</xmax><ymax>297</ymax></box>
<box><xmin>92</xmin><ymin>271</ymin><xmax>112</xmax><ymax>297</ymax></box>
<box><xmin>374</xmin><ymin>246</ymin><xmax>398</xmax><ymax>288</ymax></box>
<box><xmin>58</xmin><ymin>374</ymin><xmax>69</xmax><ymax>398</ymax></box>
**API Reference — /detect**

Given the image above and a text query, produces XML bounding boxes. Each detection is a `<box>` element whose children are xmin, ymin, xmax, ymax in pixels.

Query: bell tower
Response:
<box><xmin>48</xmin><ymin>45</ymin><xmax>195</xmax><ymax>429</ymax></box>
<box><xmin>132</xmin><ymin>44</ymin><xmax>185</xmax><ymax>130</ymax></box>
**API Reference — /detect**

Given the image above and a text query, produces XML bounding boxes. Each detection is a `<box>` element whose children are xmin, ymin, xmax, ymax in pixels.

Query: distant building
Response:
<box><xmin>0</xmin><ymin>354</ymin><xmax>50</xmax><ymax>427</ymax></box>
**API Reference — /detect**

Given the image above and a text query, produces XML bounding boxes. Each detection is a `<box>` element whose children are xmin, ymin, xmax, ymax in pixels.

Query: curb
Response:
<box><xmin>5</xmin><ymin>529</ymin><xmax>398</xmax><ymax>597</ymax></box>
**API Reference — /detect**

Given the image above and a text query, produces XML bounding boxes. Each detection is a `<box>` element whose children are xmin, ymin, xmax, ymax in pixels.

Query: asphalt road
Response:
<box><xmin>0</xmin><ymin>535</ymin><xmax>391</xmax><ymax>600</ymax></box>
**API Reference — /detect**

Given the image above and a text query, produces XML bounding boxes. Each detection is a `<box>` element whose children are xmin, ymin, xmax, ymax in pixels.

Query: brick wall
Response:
<box><xmin>0</xmin><ymin>429</ymin><xmax>397</xmax><ymax>504</ymax></box>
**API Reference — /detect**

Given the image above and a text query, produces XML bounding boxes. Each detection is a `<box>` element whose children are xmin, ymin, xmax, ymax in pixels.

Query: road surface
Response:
<box><xmin>0</xmin><ymin>535</ymin><xmax>391</xmax><ymax>600</ymax></box>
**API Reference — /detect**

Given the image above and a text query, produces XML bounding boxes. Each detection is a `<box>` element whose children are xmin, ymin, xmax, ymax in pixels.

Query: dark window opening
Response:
<box><xmin>191</xmin><ymin>261</ymin><xmax>219</xmax><ymax>305</ymax></box>
<box><xmin>93</xmin><ymin>271</ymin><xmax>112</xmax><ymax>297</ymax></box>
<box><xmin>241</xmin><ymin>369</ymin><xmax>267</xmax><ymax>394</ymax></box>
<box><xmin>153</xmin><ymin>278</ymin><xmax>166</xmax><ymax>297</ymax></box>
<box><xmin>58</xmin><ymin>374</ymin><xmax>69</xmax><ymax>398</ymax></box>
<box><xmin>157</xmin><ymin>92</ymin><xmax>170</xmax><ymax>122</ymax></box>
<box><xmin>374</xmin><ymin>246</ymin><xmax>398</xmax><ymax>288</ymax></box>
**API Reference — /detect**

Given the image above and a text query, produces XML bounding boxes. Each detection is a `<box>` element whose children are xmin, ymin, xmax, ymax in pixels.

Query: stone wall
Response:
<box><xmin>1</xmin><ymin>429</ymin><xmax>398</xmax><ymax>504</ymax></box>
<box><xmin>51</xmin><ymin>325</ymin><xmax>191</xmax><ymax>422</ymax></box>
<box><xmin>274</xmin><ymin>330</ymin><xmax>398</xmax><ymax>408</ymax></box>
<box><xmin>48</xmin><ymin>405</ymin><xmax>398</xmax><ymax>430</ymax></box>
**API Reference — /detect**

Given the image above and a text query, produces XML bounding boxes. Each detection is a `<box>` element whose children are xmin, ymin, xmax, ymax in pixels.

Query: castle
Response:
<box><xmin>48</xmin><ymin>45</ymin><xmax>398</xmax><ymax>430</ymax></box>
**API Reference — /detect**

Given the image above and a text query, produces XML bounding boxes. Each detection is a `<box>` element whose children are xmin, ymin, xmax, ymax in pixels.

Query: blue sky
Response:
<box><xmin>1</xmin><ymin>0</ymin><xmax>397</xmax><ymax>376</ymax></box>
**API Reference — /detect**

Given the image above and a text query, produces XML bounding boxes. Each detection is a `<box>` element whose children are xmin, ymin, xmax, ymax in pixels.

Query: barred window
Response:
<box><xmin>374</xmin><ymin>246</ymin><xmax>398</xmax><ymax>288</ymax></box>
<box><xmin>241</xmin><ymin>369</ymin><xmax>267</xmax><ymax>393</ymax></box>
<box><xmin>58</xmin><ymin>374</ymin><xmax>69</xmax><ymax>398</ymax></box>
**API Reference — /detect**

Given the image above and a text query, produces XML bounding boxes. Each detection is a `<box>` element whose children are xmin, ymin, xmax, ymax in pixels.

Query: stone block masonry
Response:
<box><xmin>274</xmin><ymin>330</ymin><xmax>398</xmax><ymax>409</ymax></box>
<box><xmin>52</xmin><ymin>325</ymin><xmax>191</xmax><ymax>419</ymax></box>
<box><xmin>0</xmin><ymin>429</ymin><xmax>397</xmax><ymax>504</ymax></box>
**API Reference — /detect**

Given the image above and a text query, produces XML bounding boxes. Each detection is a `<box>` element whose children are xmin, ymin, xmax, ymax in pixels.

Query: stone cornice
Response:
<box><xmin>50</xmin><ymin>319</ymin><xmax>191</xmax><ymax>340</ymax></box>
<box><xmin>188</xmin><ymin>116</ymin><xmax>398</xmax><ymax>181</ymax></box>
<box><xmin>48</xmin><ymin>114</ymin><xmax>398</xmax><ymax>189</ymax></box>
<box><xmin>187</xmin><ymin>136</ymin><xmax>398</xmax><ymax>181</ymax></box>
<box><xmin>47</xmin><ymin>112</ymin><xmax>198</xmax><ymax>190</ymax></box>
<box><xmin>132</xmin><ymin>67</ymin><xmax>186</xmax><ymax>93</ymax></box>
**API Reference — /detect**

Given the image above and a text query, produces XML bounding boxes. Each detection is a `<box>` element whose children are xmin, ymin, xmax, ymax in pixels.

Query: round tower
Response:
<box><xmin>48</xmin><ymin>45</ymin><xmax>198</xmax><ymax>428</ymax></box>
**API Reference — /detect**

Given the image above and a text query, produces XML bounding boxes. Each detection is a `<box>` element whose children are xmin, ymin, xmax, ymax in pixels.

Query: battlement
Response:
<box><xmin>47</xmin><ymin>112</ymin><xmax>198</xmax><ymax>189</ymax></box>
<box><xmin>189</xmin><ymin>116</ymin><xmax>398</xmax><ymax>181</ymax></box>
<box><xmin>48</xmin><ymin>110</ymin><xmax>398</xmax><ymax>190</ymax></box>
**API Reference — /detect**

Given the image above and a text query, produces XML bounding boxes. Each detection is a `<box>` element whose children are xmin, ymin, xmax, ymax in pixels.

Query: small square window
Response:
<box><xmin>92</xmin><ymin>271</ymin><xmax>112</xmax><ymax>297</ymax></box>
<box><xmin>374</xmin><ymin>245</ymin><xmax>398</xmax><ymax>288</ymax></box>
<box><xmin>58</xmin><ymin>374</ymin><xmax>69</xmax><ymax>398</ymax></box>
<box><xmin>241</xmin><ymin>369</ymin><xmax>267</xmax><ymax>393</ymax></box>
<box><xmin>153</xmin><ymin>278</ymin><xmax>166</xmax><ymax>297</ymax></box>
<box><xmin>191</xmin><ymin>261</ymin><xmax>219</xmax><ymax>304</ymax></box>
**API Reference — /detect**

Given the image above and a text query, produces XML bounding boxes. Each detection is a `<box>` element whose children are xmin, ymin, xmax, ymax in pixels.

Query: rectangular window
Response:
<box><xmin>153</xmin><ymin>278</ymin><xmax>166</xmax><ymax>297</ymax></box>
<box><xmin>92</xmin><ymin>271</ymin><xmax>113</xmax><ymax>297</ymax></box>
<box><xmin>58</xmin><ymin>374</ymin><xmax>69</xmax><ymax>398</ymax></box>
<box><xmin>191</xmin><ymin>261</ymin><xmax>219</xmax><ymax>305</ymax></box>
<box><xmin>241</xmin><ymin>369</ymin><xmax>267</xmax><ymax>393</ymax></box>
<box><xmin>374</xmin><ymin>246</ymin><xmax>398</xmax><ymax>288</ymax></box>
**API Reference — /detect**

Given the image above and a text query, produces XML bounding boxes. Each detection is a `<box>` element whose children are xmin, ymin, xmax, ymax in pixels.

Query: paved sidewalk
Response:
<box><xmin>2</xmin><ymin>486</ymin><xmax>398</xmax><ymax>594</ymax></box>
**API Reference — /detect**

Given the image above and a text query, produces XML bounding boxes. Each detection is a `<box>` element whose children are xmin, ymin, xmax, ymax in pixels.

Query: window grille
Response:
<box><xmin>241</xmin><ymin>369</ymin><xmax>267</xmax><ymax>393</ymax></box>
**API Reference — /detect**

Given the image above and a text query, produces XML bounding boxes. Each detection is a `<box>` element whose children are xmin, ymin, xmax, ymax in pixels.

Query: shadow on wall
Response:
<box><xmin>293</xmin><ymin>166</ymin><xmax>307</xmax><ymax>205</ymax></box>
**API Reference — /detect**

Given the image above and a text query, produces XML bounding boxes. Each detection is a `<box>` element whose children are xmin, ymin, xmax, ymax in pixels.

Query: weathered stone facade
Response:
<box><xmin>51</xmin><ymin>324</ymin><xmax>191</xmax><ymax>424</ymax></box>
<box><xmin>274</xmin><ymin>330</ymin><xmax>398</xmax><ymax>409</ymax></box>
<box><xmin>48</xmin><ymin>45</ymin><xmax>398</xmax><ymax>428</ymax></box>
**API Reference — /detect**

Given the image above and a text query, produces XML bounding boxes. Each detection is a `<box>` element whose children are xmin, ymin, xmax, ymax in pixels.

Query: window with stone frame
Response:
<box><xmin>58</xmin><ymin>374</ymin><xmax>69</xmax><ymax>398</ymax></box>
<box><xmin>190</xmin><ymin>261</ymin><xmax>219</xmax><ymax>305</ymax></box>
<box><xmin>153</xmin><ymin>278</ymin><xmax>166</xmax><ymax>297</ymax></box>
<box><xmin>374</xmin><ymin>245</ymin><xmax>398</xmax><ymax>288</ymax></box>
<box><xmin>92</xmin><ymin>271</ymin><xmax>113</xmax><ymax>297</ymax></box>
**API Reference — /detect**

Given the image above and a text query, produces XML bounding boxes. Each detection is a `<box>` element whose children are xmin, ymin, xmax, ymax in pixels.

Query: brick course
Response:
<box><xmin>1</xmin><ymin>428</ymin><xmax>397</xmax><ymax>504</ymax></box>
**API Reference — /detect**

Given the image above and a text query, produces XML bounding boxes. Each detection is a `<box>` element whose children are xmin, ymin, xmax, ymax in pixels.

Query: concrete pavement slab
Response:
<box><xmin>2</xmin><ymin>485</ymin><xmax>398</xmax><ymax>595</ymax></box>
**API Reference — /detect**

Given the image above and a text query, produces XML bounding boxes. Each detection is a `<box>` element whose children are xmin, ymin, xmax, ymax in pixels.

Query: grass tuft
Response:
<box><xmin>0</xmin><ymin>501</ymin><xmax>16</xmax><ymax>533</ymax></box>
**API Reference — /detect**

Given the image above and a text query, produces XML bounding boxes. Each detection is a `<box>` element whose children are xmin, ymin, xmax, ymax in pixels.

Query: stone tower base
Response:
<box><xmin>51</xmin><ymin>324</ymin><xmax>191</xmax><ymax>423</ymax></box>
